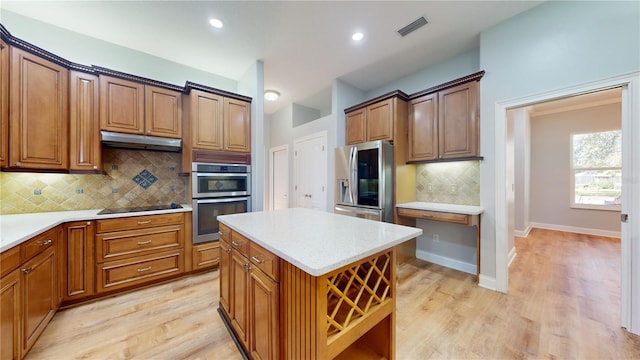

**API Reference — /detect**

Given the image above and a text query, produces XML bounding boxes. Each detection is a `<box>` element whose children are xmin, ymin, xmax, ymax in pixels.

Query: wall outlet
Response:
<box><xmin>427</xmin><ymin>184</ymin><xmax>433</xmax><ymax>192</ymax></box>
<box><xmin>433</xmin><ymin>234</ymin><xmax>439</xmax><ymax>242</ymax></box>
<box><xmin>450</xmin><ymin>184</ymin><xmax>458</xmax><ymax>194</ymax></box>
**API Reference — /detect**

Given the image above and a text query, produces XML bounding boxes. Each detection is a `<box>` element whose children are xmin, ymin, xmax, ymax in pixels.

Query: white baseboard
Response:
<box><xmin>514</xmin><ymin>224</ymin><xmax>532</xmax><ymax>238</ymax></box>
<box><xmin>415</xmin><ymin>249</ymin><xmax>476</xmax><ymax>275</ymax></box>
<box><xmin>530</xmin><ymin>222</ymin><xmax>621</xmax><ymax>239</ymax></box>
<box><xmin>508</xmin><ymin>246</ymin><xmax>517</xmax><ymax>267</ymax></box>
<box><xmin>478</xmin><ymin>275</ymin><xmax>497</xmax><ymax>291</ymax></box>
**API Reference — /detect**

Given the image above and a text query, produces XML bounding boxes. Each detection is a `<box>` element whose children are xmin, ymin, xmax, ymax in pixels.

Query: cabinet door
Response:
<box><xmin>99</xmin><ymin>75</ymin><xmax>145</xmax><ymax>134</ymax></box>
<box><xmin>249</xmin><ymin>268</ymin><xmax>279</xmax><ymax>360</ymax></box>
<box><xmin>69</xmin><ymin>71</ymin><xmax>101</xmax><ymax>172</ymax></box>
<box><xmin>22</xmin><ymin>246</ymin><xmax>57</xmax><ymax>355</ymax></box>
<box><xmin>0</xmin><ymin>38</ymin><xmax>8</xmax><ymax>168</ymax></box>
<box><xmin>230</xmin><ymin>250</ymin><xmax>249</xmax><ymax>348</ymax></box>
<box><xmin>10</xmin><ymin>47</ymin><xmax>69</xmax><ymax>170</ymax></box>
<box><xmin>64</xmin><ymin>221</ymin><xmax>95</xmax><ymax>301</ymax></box>
<box><xmin>366</xmin><ymin>98</ymin><xmax>393</xmax><ymax>142</ymax></box>
<box><xmin>145</xmin><ymin>85</ymin><xmax>182</xmax><ymax>139</ymax></box>
<box><xmin>224</xmin><ymin>98</ymin><xmax>251</xmax><ymax>153</ymax></box>
<box><xmin>219</xmin><ymin>240</ymin><xmax>232</xmax><ymax>313</ymax></box>
<box><xmin>438</xmin><ymin>81</ymin><xmax>479</xmax><ymax>159</ymax></box>
<box><xmin>345</xmin><ymin>108</ymin><xmax>366</xmax><ymax>145</ymax></box>
<box><xmin>190</xmin><ymin>90</ymin><xmax>223</xmax><ymax>150</ymax></box>
<box><xmin>408</xmin><ymin>93</ymin><xmax>438</xmax><ymax>161</ymax></box>
<box><xmin>1</xmin><ymin>269</ymin><xmax>21</xmax><ymax>360</ymax></box>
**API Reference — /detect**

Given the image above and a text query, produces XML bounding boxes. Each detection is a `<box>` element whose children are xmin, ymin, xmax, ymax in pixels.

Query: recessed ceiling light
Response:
<box><xmin>209</xmin><ymin>18</ymin><xmax>224</xmax><ymax>29</ymax></box>
<box><xmin>352</xmin><ymin>32</ymin><xmax>364</xmax><ymax>41</ymax></box>
<box><xmin>264</xmin><ymin>90</ymin><xmax>280</xmax><ymax>101</ymax></box>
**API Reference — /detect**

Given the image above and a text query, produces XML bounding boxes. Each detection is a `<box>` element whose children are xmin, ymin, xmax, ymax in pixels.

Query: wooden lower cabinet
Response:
<box><xmin>96</xmin><ymin>250</ymin><xmax>184</xmax><ymax>293</ymax></box>
<box><xmin>63</xmin><ymin>221</ymin><xmax>95</xmax><ymax>302</ymax></box>
<box><xmin>22</xmin><ymin>245</ymin><xmax>58</xmax><ymax>355</ymax></box>
<box><xmin>249</xmin><ymin>266</ymin><xmax>279</xmax><ymax>360</ymax></box>
<box><xmin>230</xmin><ymin>249</ymin><xmax>250</xmax><ymax>348</ymax></box>
<box><xmin>193</xmin><ymin>242</ymin><xmax>220</xmax><ymax>270</ymax></box>
<box><xmin>219</xmin><ymin>239</ymin><xmax>232</xmax><ymax>313</ymax></box>
<box><xmin>1</xmin><ymin>269</ymin><xmax>21</xmax><ymax>360</ymax></box>
<box><xmin>220</xmin><ymin>230</ymin><xmax>280</xmax><ymax>359</ymax></box>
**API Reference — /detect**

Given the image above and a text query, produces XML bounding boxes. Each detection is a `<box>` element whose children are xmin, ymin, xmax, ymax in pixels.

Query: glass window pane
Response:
<box><xmin>574</xmin><ymin>169</ymin><xmax>622</xmax><ymax>205</ymax></box>
<box><xmin>572</xmin><ymin>130</ymin><xmax>621</xmax><ymax>168</ymax></box>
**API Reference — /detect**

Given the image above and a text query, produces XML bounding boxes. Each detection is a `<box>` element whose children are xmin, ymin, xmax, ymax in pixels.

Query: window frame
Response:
<box><xmin>569</xmin><ymin>130</ymin><xmax>621</xmax><ymax>211</ymax></box>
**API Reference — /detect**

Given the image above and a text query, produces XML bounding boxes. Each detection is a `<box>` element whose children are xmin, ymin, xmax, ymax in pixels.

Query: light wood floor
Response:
<box><xmin>26</xmin><ymin>229</ymin><xmax>640</xmax><ymax>359</ymax></box>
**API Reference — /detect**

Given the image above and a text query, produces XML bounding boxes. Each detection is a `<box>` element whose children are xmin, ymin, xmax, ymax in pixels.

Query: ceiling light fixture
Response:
<box><xmin>352</xmin><ymin>32</ymin><xmax>364</xmax><ymax>41</ymax></box>
<box><xmin>264</xmin><ymin>90</ymin><xmax>280</xmax><ymax>101</ymax></box>
<box><xmin>209</xmin><ymin>18</ymin><xmax>224</xmax><ymax>29</ymax></box>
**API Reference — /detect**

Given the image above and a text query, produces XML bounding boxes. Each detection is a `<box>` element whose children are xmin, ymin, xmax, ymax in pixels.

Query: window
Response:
<box><xmin>571</xmin><ymin>130</ymin><xmax>621</xmax><ymax>210</ymax></box>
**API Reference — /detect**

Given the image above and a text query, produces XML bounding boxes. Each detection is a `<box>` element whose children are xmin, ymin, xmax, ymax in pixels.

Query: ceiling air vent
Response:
<box><xmin>397</xmin><ymin>16</ymin><xmax>428</xmax><ymax>37</ymax></box>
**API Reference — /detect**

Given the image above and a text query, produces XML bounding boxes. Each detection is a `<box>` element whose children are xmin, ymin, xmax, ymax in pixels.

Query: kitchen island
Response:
<box><xmin>217</xmin><ymin>208</ymin><xmax>422</xmax><ymax>360</ymax></box>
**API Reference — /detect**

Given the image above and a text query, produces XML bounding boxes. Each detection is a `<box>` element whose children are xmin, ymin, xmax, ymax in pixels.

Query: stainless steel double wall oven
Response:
<box><xmin>192</xmin><ymin>162</ymin><xmax>251</xmax><ymax>244</ymax></box>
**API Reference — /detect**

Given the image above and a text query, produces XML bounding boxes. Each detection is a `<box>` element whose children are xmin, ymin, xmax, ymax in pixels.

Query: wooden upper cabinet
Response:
<box><xmin>366</xmin><ymin>98</ymin><xmax>393</xmax><ymax>142</ymax></box>
<box><xmin>345</xmin><ymin>95</ymin><xmax>406</xmax><ymax>146</ymax></box>
<box><xmin>190</xmin><ymin>90</ymin><xmax>224</xmax><ymax>150</ymax></box>
<box><xmin>408</xmin><ymin>93</ymin><xmax>438</xmax><ymax>161</ymax></box>
<box><xmin>69</xmin><ymin>71</ymin><xmax>101</xmax><ymax>172</ymax></box>
<box><xmin>438</xmin><ymin>81</ymin><xmax>479</xmax><ymax>159</ymax></box>
<box><xmin>0</xmin><ymin>38</ymin><xmax>8</xmax><ymax>168</ymax></box>
<box><xmin>224</xmin><ymin>97</ymin><xmax>251</xmax><ymax>153</ymax></box>
<box><xmin>10</xmin><ymin>47</ymin><xmax>69</xmax><ymax>170</ymax></box>
<box><xmin>345</xmin><ymin>108</ymin><xmax>366</xmax><ymax>145</ymax></box>
<box><xmin>99</xmin><ymin>75</ymin><xmax>145</xmax><ymax>134</ymax></box>
<box><xmin>145</xmin><ymin>85</ymin><xmax>182</xmax><ymax>139</ymax></box>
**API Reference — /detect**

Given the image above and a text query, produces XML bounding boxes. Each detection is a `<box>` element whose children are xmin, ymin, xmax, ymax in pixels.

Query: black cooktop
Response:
<box><xmin>97</xmin><ymin>203</ymin><xmax>182</xmax><ymax>215</ymax></box>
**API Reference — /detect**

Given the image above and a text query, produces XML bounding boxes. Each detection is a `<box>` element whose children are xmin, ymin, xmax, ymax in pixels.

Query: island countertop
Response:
<box><xmin>217</xmin><ymin>207</ymin><xmax>422</xmax><ymax>276</ymax></box>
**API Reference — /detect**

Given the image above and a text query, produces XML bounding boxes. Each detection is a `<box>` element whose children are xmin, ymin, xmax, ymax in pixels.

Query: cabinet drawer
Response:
<box><xmin>193</xmin><ymin>242</ymin><xmax>220</xmax><ymax>270</ymax></box>
<box><xmin>96</xmin><ymin>250</ymin><xmax>184</xmax><ymax>292</ymax></box>
<box><xmin>96</xmin><ymin>224</ymin><xmax>184</xmax><ymax>262</ymax></box>
<box><xmin>0</xmin><ymin>246</ymin><xmax>20</xmax><ymax>277</ymax></box>
<box><xmin>397</xmin><ymin>208</ymin><xmax>470</xmax><ymax>225</ymax></box>
<box><xmin>96</xmin><ymin>213</ymin><xmax>184</xmax><ymax>233</ymax></box>
<box><xmin>230</xmin><ymin>231</ymin><xmax>250</xmax><ymax>258</ymax></box>
<box><xmin>249</xmin><ymin>242</ymin><xmax>279</xmax><ymax>280</ymax></box>
<box><xmin>21</xmin><ymin>227</ymin><xmax>57</xmax><ymax>261</ymax></box>
<box><xmin>219</xmin><ymin>223</ymin><xmax>231</xmax><ymax>242</ymax></box>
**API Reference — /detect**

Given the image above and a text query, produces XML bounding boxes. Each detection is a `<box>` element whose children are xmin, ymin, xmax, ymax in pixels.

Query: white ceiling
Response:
<box><xmin>0</xmin><ymin>1</ymin><xmax>543</xmax><ymax>114</ymax></box>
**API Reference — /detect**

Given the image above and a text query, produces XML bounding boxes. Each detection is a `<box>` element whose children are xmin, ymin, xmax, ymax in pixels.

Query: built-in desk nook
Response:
<box><xmin>396</xmin><ymin>202</ymin><xmax>483</xmax><ymax>279</ymax></box>
<box><xmin>217</xmin><ymin>208</ymin><xmax>422</xmax><ymax>360</ymax></box>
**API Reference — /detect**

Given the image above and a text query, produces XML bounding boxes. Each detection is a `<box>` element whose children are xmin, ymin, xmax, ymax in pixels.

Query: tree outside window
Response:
<box><xmin>571</xmin><ymin>129</ymin><xmax>621</xmax><ymax>210</ymax></box>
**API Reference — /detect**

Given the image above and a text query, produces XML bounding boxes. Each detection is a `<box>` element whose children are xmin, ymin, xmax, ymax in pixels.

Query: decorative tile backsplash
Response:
<box><xmin>0</xmin><ymin>148</ymin><xmax>187</xmax><ymax>214</ymax></box>
<box><xmin>415</xmin><ymin>161</ymin><xmax>480</xmax><ymax>206</ymax></box>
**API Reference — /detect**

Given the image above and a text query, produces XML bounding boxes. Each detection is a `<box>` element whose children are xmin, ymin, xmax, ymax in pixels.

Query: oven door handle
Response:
<box><xmin>195</xmin><ymin>173</ymin><xmax>249</xmax><ymax>177</ymax></box>
<box><xmin>195</xmin><ymin>197</ymin><xmax>251</xmax><ymax>204</ymax></box>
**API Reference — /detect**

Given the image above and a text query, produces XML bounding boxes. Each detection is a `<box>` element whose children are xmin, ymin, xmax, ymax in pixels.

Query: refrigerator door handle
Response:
<box><xmin>349</xmin><ymin>146</ymin><xmax>357</xmax><ymax>204</ymax></box>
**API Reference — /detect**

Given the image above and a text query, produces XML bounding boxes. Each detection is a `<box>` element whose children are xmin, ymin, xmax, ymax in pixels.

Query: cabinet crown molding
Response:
<box><xmin>0</xmin><ymin>23</ymin><xmax>250</xmax><ymax>99</ymax></box>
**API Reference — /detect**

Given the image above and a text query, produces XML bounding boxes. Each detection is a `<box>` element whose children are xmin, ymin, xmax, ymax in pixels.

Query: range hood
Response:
<box><xmin>100</xmin><ymin>131</ymin><xmax>182</xmax><ymax>152</ymax></box>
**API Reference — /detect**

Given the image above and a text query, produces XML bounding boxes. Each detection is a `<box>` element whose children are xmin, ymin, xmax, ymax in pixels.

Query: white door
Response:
<box><xmin>293</xmin><ymin>132</ymin><xmax>327</xmax><ymax>210</ymax></box>
<box><xmin>269</xmin><ymin>145</ymin><xmax>289</xmax><ymax>210</ymax></box>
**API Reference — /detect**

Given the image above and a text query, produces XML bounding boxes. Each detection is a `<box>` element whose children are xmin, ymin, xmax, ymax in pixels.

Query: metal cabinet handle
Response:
<box><xmin>137</xmin><ymin>266</ymin><xmax>152</xmax><ymax>272</ymax></box>
<box><xmin>137</xmin><ymin>240</ymin><xmax>152</xmax><ymax>245</ymax></box>
<box><xmin>21</xmin><ymin>267</ymin><xmax>33</xmax><ymax>273</ymax></box>
<box><xmin>231</xmin><ymin>240</ymin><xmax>241</xmax><ymax>247</ymax></box>
<box><xmin>224</xmin><ymin>248</ymin><xmax>231</xmax><ymax>254</ymax></box>
<box><xmin>243</xmin><ymin>263</ymin><xmax>251</xmax><ymax>272</ymax></box>
<box><xmin>137</xmin><ymin>220</ymin><xmax>152</xmax><ymax>225</ymax></box>
<box><xmin>86</xmin><ymin>221</ymin><xmax>91</xmax><ymax>225</ymax></box>
<box><xmin>38</xmin><ymin>239</ymin><xmax>52</xmax><ymax>246</ymax></box>
<box><xmin>218</xmin><ymin>231</ymin><xmax>224</xmax><ymax>236</ymax></box>
<box><xmin>15</xmin><ymin>161</ymin><xmax>21</xmax><ymax>166</ymax></box>
<box><xmin>251</xmin><ymin>255</ymin><xmax>265</xmax><ymax>264</ymax></box>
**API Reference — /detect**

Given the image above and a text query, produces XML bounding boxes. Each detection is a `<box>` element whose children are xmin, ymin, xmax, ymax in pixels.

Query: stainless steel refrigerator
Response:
<box><xmin>334</xmin><ymin>140</ymin><xmax>394</xmax><ymax>222</ymax></box>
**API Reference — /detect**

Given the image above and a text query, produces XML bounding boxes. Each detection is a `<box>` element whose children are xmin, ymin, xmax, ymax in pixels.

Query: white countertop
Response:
<box><xmin>218</xmin><ymin>208</ymin><xmax>422</xmax><ymax>277</ymax></box>
<box><xmin>396</xmin><ymin>202</ymin><xmax>483</xmax><ymax>216</ymax></box>
<box><xmin>0</xmin><ymin>206</ymin><xmax>192</xmax><ymax>253</ymax></box>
